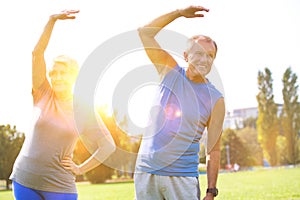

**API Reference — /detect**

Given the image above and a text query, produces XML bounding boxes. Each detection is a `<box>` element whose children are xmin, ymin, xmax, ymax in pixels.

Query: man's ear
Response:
<box><xmin>184</xmin><ymin>52</ymin><xmax>188</xmax><ymax>62</ymax></box>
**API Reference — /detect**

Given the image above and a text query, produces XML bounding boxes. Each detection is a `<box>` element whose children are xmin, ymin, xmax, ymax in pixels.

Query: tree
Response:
<box><xmin>221</xmin><ymin>128</ymin><xmax>252</xmax><ymax>168</ymax></box>
<box><xmin>256</xmin><ymin>68</ymin><xmax>279</xmax><ymax>166</ymax></box>
<box><xmin>243</xmin><ymin>117</ymin><xmax>257</xmax><ymax>129</ymax></box>
<box><xmin>237</xmin><ymin>127</ymin><xmax>263</xmax><ymax>166</ymax></box>
<box><xmin>276</xmin><ymin>135</ymin><xmax>288</xmax><ymax>165</ymax></box>
<box><xmin>281</xmin><ymin>67</ymin><xmax>300</xmax><ymax>164</ymax></box>
<box><xmin>0</xmin><ymin>124</ymin><xmax>24</xmax><ymax>189</ymax></box>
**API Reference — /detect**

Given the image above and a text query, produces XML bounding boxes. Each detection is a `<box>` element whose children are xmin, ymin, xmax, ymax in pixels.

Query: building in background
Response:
<box><xmin>224</xmin><ymin>104</ymin><xmax>283</xmax><ymax>130</ymax></box>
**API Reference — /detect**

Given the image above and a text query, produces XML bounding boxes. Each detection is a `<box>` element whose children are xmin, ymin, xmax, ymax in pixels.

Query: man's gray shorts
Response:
<box><xmin>134</xmin><ymin>172</ymin><xmax>200</xmax><ymax>200</ymax></box>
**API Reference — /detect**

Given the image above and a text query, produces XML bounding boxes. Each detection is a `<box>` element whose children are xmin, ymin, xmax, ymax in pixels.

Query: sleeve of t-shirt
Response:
<box><xmin>32</xmin><ymin>79</ymin><xmax>52</xmax><ymax>105</ymax></box>
<box><xmin>163</xmin><ymin>64</ymin><xmax>181</xmax><ymax>77</ymax></box>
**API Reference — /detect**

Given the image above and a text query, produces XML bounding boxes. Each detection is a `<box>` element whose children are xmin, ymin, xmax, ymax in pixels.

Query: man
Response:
<box><xmin>134</xmin><ymin>5</ymin><xmax>225</xmax><ymax>200</ymax></box>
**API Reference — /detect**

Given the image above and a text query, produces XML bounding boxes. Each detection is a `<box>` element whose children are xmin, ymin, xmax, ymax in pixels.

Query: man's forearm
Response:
<box><xmin>147</xmin><ymin>9</ymin><xmax>181</xmax><ymax>28</ymax></box>
<box><xmin>140</xmin><ymin>9</ymin><xmax>182</xmax><ymax>37</ymax></box>
<box><xmin>206</xmin><ymin>150</ymin><xmax>220</xmax><ymax>188</ymax></box>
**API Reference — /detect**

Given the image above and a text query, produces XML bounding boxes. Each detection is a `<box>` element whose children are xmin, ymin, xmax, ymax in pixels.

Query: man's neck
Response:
<box><xmin>186</xmin><ymin>70</ymin><xmax>208</xmax><ymax>83</ymax></box>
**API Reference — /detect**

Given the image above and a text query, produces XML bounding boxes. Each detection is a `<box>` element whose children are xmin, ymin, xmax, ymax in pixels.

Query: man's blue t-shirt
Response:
<box><xmin>135</xmin><ymin>65</ymin><xmax>223</xmax><ymax>177</ymax></box>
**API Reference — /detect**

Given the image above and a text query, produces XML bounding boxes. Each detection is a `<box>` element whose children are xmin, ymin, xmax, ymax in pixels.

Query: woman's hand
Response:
<box><xmin>178</xmin><ymin>5</ymin><xmax>209</xmax><ymax>18</ymax></box>
<box><xmin>61</xmin><ymin>156</ymin><xmax>83</xmax><ymax>176</ymax></box>
<box><xmin>50</xmin><ymin>10</ymin><xmax>80</xmax><ymax>21</ymax></box>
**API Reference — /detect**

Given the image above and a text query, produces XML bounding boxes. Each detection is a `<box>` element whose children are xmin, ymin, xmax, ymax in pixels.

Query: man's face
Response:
<box><xmin>49</xmin><ymin>63</ymin><xmax>75</xmax><ymax>93</ymax></box>
<box><xmin>185</xmin><ymin>37</ymin><xmax>216</xmax><ymax>77</ymax></box>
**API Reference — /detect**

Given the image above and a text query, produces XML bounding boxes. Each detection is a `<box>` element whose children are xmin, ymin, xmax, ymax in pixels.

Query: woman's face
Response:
<box><xmin>49</xmin><ymin>63</ymin><xmax>75</xmax><ymax>94</ymax></box>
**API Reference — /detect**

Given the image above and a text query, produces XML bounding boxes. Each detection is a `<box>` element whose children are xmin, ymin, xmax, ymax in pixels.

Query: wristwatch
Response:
<box><xmin>206</xmin><ymin>187</ymin><xmax>218</xmax><ymax>197</ymax></box>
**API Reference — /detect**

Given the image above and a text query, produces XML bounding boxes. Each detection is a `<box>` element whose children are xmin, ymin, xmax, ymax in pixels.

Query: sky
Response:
<box><xmin>0</xmin><ymin>0</ymin><xmax>299</xmax><ymax>133</ymax></box>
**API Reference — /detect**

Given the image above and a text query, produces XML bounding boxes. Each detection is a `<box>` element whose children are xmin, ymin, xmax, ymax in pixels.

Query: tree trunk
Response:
<box><xmin>6</xmin><ymin>179</ymin><xmax>10</xmax><ymax>190</ymax></box>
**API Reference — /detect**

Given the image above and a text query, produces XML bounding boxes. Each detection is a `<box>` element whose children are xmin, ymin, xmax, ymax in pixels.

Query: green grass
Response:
<box><xmin>1</xmin><ymin>167</ymin><xmax>299</xmax><ymax>200</ymax></box>
<box><xmin>77</xmin><ymin>181</ymin><xmax>135</xmax><ymax>200</ymax></box>
<box><xmin>203</xmin><ymin>167</ymin><xmax>300</xmax><ymax>200</ymax></box>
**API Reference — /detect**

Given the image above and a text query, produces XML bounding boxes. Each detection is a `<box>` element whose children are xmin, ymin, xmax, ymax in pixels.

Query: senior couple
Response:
<box><xmin>10</xmin><ymin>5</ymin><xmax>224</xmax><ymax>200</ymax></box>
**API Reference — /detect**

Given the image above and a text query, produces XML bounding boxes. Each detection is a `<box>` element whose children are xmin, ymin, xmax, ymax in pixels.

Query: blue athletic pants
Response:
<box><xmin>12</xmin><ymin>181</ymin><xmax>78</xmax><ymax>200</ymax></box>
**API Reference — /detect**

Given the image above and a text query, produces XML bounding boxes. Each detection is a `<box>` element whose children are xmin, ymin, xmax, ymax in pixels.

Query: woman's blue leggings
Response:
<box><xmin>12</xmin><ymin>181</ymin><xmax>78</xmax><ymax>200</ymax></box>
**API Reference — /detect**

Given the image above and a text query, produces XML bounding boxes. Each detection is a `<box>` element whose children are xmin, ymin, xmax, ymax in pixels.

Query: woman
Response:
<box><xmin>10</xmin><ymin>10</ymin><xmax>116</xmax><ymax>200</ymax></box>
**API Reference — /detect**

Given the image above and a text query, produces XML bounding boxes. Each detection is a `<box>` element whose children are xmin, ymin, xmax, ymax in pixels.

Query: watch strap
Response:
<box><xmin>206</xmin><ymin>187</ymin><xmax>218</xmax><ymax>197</ymax></box>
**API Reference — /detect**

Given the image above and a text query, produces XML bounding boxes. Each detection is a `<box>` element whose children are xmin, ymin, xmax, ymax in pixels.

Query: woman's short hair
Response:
<box><xmin>53</xmin><ymin>55</ymin><xmax>79</xmax><ymax>77</ymax></box>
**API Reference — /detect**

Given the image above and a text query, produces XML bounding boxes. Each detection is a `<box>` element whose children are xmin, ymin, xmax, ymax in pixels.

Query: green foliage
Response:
<box><xmin>86</xmin><ymin>165</ymin><xmax>115</xmax><ymax>184</ymax></box>
<box><xmin>276</xmin><ymin>135</ymin><xmax>288</xmax><ymax>164</ymax></box>
<box><xmin>256</xmin><ymin>68</ymin><xmax>279</xmax><ymax>166</ymax></box>
<box><xmin>281</xmin><ymin>67</ymin><xmax>300</xmax><ymax>164</ymax></box>
<box><xmin>0</xmin><ymin>124</ymin><xmax>24</xmax><ymax>189</ymax></box>
<box><xmin>242</xmin><ymin>117</ymin><xmax>257</xmax><ymax>129</ymax></box>
<box><xmin>236</xmin><ymin>127</ymin><xmax>264</xmax><ymax>166</ymax></box>
<box><xmin>220</xmin><ymin>127</ymin><xmax>264</xmax><ymax>168</ymax></box>
<box><xmin>221</xmin><ymin>129</ymin><xmax>253</xmax><ymax>168</ymax></box>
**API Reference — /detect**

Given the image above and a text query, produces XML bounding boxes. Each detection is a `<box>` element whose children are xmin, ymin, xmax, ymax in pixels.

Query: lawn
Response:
<box><xmin>1</xmin><ymin>166</ymin><xmax>299</xmax><ymax>200</ymax></box>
